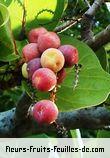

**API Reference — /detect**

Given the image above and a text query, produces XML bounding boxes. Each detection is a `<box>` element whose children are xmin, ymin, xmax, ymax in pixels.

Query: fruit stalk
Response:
<box><xmin>50</xmin><ymin>85</ymin><xmax>57</xmax><ymax>103</ymax></box>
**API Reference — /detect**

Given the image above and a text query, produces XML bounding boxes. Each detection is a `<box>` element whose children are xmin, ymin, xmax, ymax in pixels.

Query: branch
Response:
<box><xmin>86</xmin><ymin>24</ymin><xmax>110</xmax><ymax>51</ymax></box>
<box><xmin>54</xmin><ymin>18</ymin><xmax>82</xmax><ymax>33</ymax></box>
<box><xmin>15</xmin><ymin>92</ymin><xmax>32</xmax><ymax>122</ymax></box>
<box><xmin>81</xmin><ymin>0</ymin><xmax>104</xmax><ymax>41</ymax></box>
<box><xmin>58</xmin><ymin>106</ymin><xmax>110</xmax><ymax>129</ymax></box>
<box><xmin>0</xmin><ymin>108</ymin><xmax>15</xmax><ymax>137</ymax></box>
<box><xmin>85</xmin><ymin>0</ymin><xmax>104</xmax><ymax>16</ymax></box>
<box><xmin>0</xmin><ymin>93</ymin><xmax>110</xmax><ymax>137</ymax></box>
<box><xmin>55</xmin><ymin>0</ymin><xmax>104</xmax><ymax>46</ymax></box>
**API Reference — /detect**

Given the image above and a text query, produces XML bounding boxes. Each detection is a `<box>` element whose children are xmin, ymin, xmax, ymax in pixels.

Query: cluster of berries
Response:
<box><xmin>21</xmin><ymin>27</ymin><xmax>79</xmax><ymax>125</ymax></box>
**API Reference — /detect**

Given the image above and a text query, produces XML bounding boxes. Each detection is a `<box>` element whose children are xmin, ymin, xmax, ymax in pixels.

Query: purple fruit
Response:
<box><xmin>59</xmin><ymin>45</ymin><xmax>79</xmax><ymax>67</ymax></box>
<box><xmin>27</xmin><ymin>58</ymin><xmax>41</xmax><ymax>80</ymax></box>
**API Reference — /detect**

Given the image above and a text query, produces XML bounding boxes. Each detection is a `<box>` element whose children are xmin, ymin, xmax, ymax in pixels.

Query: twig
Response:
<box><xmin>13</xmin><ymin>37</ymin><xmax>19</xmax><ymax>55</ymax></box>
<box><xmin>84</xmin><ymin>0</ymin><xmax>91</xmax><ymax>8</ymax></box>
<box><xmin>18</xmin><ymin>0</ymin><xmax>27</xmax><ymax>40</ymax></box>
<box><xmin>54</xmin><ymin>17</ymin><xmax>82</xmax><ymax>33</ymax></box>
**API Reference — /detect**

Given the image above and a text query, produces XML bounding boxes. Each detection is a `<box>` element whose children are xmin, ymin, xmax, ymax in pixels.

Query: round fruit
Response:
<box><xmin>22</xmin><ymin>43</ymin><xmax>40</xmax><ymax>62</ymax></box>
<box><xmin>27</xmin><ymin>58</ymin><xmax>41</xmax><ymax>80</ymax></box>
<box><xmin>38</xmin><ymin>32</ymin><xmax>61</xmax><ymax>52</ymax></box>
<box><xmin>41</xmin><ymin>48</ymin><xmax>65</xmax><ymax>72</ymax></box>
<box><xmin>28</xmin><ymin>27</ymin><xmax>47</xmax><ymax>43</ymax></box>
<box><xmin>57</xmin><ymin>68</ymin><xmax>66</xmax><ymax>84</ymax></box>
<box><xmin>32</xmin><ymin>68</ymin><xmax>57</xmax><ymax>92</ymax></box>
<box><xmin>59</xmin><ymin>45</ymin><xmax>79</xmax><ymax>67</ymax></box>
<box><xmin>32</xmin><ymin>100</ymin><xmax>58</xmax><ymax>125</ymax></box>
<box><xmin>22</xmin><ymin>63</ymin><xmax>28</xmax><ymax>79</ymax></box>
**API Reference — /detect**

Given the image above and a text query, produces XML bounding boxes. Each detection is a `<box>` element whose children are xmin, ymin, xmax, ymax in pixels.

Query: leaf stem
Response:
<box><xmin>18</xmin><ymin>0</ymin><xmax>27</xmax><ymax>40</ymax></box>
<box><xmin>73</xmin><ymin>64</ymin><xmax>82</xmax><ymax>90</ymax></box>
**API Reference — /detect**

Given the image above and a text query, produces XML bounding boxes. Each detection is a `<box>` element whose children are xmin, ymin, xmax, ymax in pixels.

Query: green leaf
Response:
<box><xmin>37</xmin><ymin>35</ymin><xmax>110</xmax><ymax>111</ymax></box>
<box><xmin>0</xmin><ymin>0</ymin><xmax>12</xmax><ymax>6</ymax></box>
<box><xmin>8</xmin><ymin>0</ymin><xmax>67</xmax><ymax>38</ymax></box>
<box><xmin>95</xmin><ymin>47</ymin><xmax>109</xmax><ymax>72</ymax></box>
<box><xmin>70</xmin><ymin>130</ymin><xmax>77</xmax><ymax>138</ymax></box>
<box><xmin>0</xmin><ymin>53</ymin><xmax>19</xmax><ymax>62</ymax></box>
<box><xmin>21</xmin><ymin>80</ymin><xmax>32</xmax><ymax>98</ymax></box>
<box><xmin>97</xmin><ymin>130</ymin><xmax>110</xmax><ymax>138</ymax></box>
<box><xmin>46</xmin><ymin>0</ymin><xmax>67</xmax><ymax>30</ymax></box>
<box><xmin>0</xmin><ymin>3</ymin><xmax>17</xmax><ymax>61</ymax></box>
<box><xmin>16</xmin><ymin>40</ymin><xmax>28</xmax><ymax>56</ymax></box>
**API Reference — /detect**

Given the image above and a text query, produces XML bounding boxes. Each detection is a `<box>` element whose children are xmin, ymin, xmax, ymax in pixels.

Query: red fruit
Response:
<box><xmin>59</xmin><ymin>45</ymin><xmax>79</xmax><ymax>67</ymax></box>
<box><xmin>32</xmin><ymin>100</ymin><xmax>58</xmax><ymax>125</ymax></box>
<box><xmin>27</xmin><ymin>58</ymin><xmax>41</xmax><ymax>80</ymax></box>
<box><xmin>57</xmin><ymin>68</ymin><xmax>66</xmax><ymax>84</ymax></box>
<box><xmin>38</xmin><ymin>32</ymin><xmax>61</xmax><ymax>52</ymax></box>
<box><xmin>28</xmin><ymin>27</ymin><xmax>47</xmax><ymax>43</ymax></box>
<box><xmin>41</xmin><ymin>48</ymin><xmax>65</xmax><ymax>72</ymax></box>
<box><xmin>22</xmin><ymin>43</ymin><xmax>40</xmax><ymax>62</ymax></box>
<box><xmin>32</xmin><ymin>68</ymin><xmax>57</xmax><ymax>92</ymax></box>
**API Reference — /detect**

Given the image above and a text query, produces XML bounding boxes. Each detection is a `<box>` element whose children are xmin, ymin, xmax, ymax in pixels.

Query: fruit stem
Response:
<box><xmin>53</xmin><ymin>121</ymin><xmax>68</xmax><ymax>138</ymax></box>
<box><xmin>50</xmin><ymin>72</ymin><xmax>58</xmax><ymax>102</ymax></box>
<box><xmin>50</xmin><ymin>85</ymin><xmax>57</xmax><ymax>102</ymax></box>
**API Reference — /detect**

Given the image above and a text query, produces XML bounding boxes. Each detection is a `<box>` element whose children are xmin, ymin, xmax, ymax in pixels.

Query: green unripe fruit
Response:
<box><xmin>22</xmin><ymin>63</ymin><xmax>28</xmax><ymax>79</ymax></box>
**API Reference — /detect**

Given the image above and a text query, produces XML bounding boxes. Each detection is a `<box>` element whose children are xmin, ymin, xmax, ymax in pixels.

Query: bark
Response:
<box><xmin>0</xmin><ymin>93</ymin><xmax>110</xmax><ymax>137</ymax></box>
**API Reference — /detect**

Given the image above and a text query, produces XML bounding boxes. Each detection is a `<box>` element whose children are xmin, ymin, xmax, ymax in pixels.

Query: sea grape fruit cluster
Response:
<box><xmin>21</xmin><ymin>27</ymin><xmax>79</xmax><ymax>125</ymax></box>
